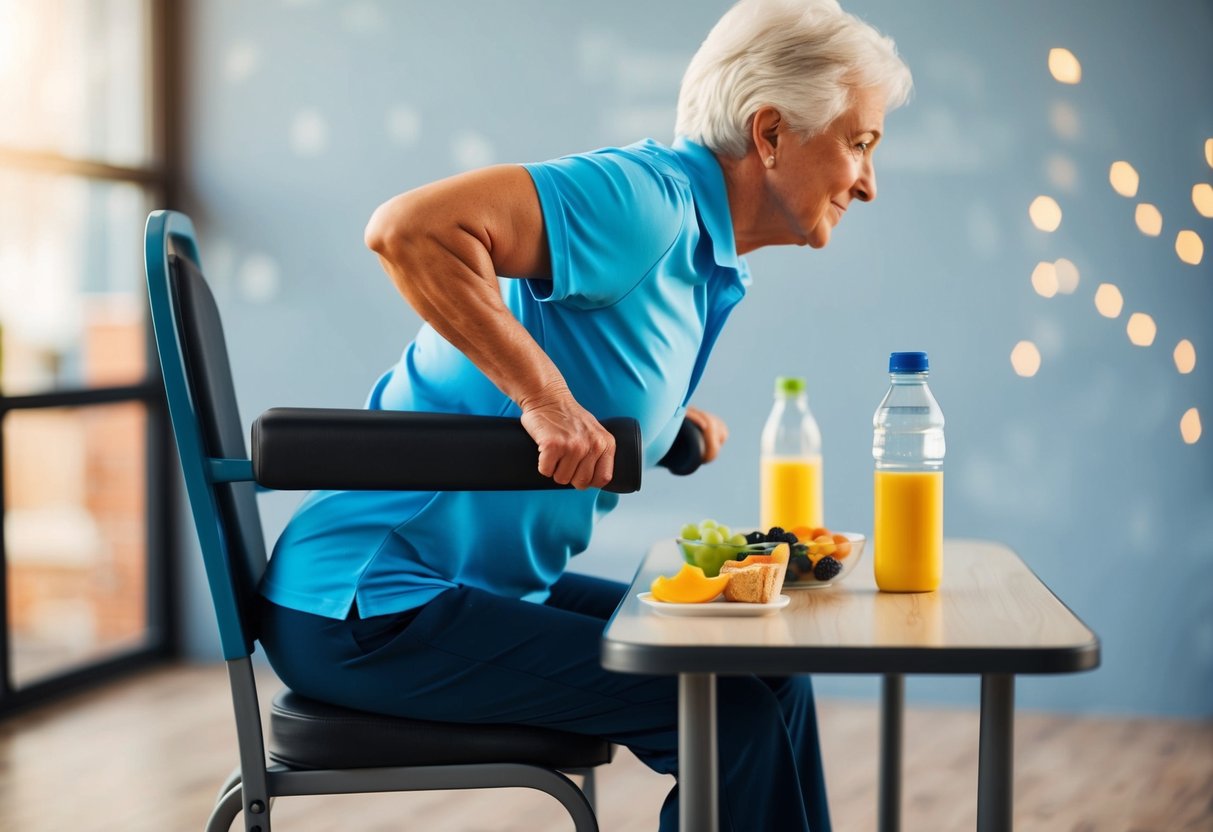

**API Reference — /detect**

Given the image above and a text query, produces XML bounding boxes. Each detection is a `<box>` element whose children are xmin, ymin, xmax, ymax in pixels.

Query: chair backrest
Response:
<box><xmin>145</xmin><ymin>210</ymin><xmax>267</xmax><ymax>660</ymax></box>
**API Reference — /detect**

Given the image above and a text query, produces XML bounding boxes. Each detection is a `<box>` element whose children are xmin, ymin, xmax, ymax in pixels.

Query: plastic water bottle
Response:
<box><xmin>872</xmin><ymin>352</ymin><xmax>945</xmax><ymax>592</ymax></box>
<box><xmin>760</xmin><ymin>376</ymin><xmax>823</xmax><ymax>531</ymax></box>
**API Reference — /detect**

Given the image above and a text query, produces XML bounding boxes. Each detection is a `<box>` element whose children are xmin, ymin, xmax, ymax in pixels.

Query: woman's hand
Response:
<box><xmin>684</xmin><ymin>406</ymin><xmax>729</xmax><ymax>463</ymax></box>
<box><xmin>520</xmin><ymin>383</ymin><xmax>616</xmax><ymax>490</ymax></box>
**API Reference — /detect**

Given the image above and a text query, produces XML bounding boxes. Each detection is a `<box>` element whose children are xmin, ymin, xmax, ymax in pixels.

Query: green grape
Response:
<box><xmin>699</xmin><ymin>519</ymin><xmax>718</xmax><ymax>530</ymax></box>
<box><xmin>728</xmin><ymin>532</ymin><xmax>748</xmax><ymax>546</ymax></box>
<box><xmin>716</xmin><ymin>524</ymin><xmax>731</xmax><ymax>539</ymax></box>
<box><xmin>702</xmin><ymin>528</ymin><xmax>724</xmax><ymax>545</ymax></box>
<box><xmin>680</xmin><ymin>523</ymin><xmax>701</xmax><ymax>540</ymax></box>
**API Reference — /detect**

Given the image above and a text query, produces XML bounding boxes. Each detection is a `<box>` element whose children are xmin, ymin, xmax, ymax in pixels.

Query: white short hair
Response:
<box><xmin>676</xmin><ymin>0</ymin><xmax>913</xmax><ymax>158</ymax></box>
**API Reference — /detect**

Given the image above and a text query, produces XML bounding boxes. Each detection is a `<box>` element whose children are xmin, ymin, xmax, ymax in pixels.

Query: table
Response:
<box><xmin>600</xmin><ymin>538</ymin><xmax>1100</xmax><ymax>832</ymax></box>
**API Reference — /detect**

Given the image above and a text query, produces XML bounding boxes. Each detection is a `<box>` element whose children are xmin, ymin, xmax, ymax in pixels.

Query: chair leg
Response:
<box><xmin>570</xmin><ymin>767</ymin><xmax>596</xmax><ymax>813</ymax></box>
<box><xmin>205</xmin><ymin>784</ymin><xmax>244</xmax><ymax>832</ymax></box>
<box><xmin>214</xmin><ymin>766</ymin><xmax>242</xmax><ymax>807</ymax></box>
<box><xmin>541</xmin><ymin>771</ymin><xmax>599</xmax><ymax>832</ymax></box>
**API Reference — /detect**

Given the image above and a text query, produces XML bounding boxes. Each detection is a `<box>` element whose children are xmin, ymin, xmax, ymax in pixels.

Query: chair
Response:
<box><xmin>144</xmin><ymin>210</ymin><xmax>699</xmax><ymax>831</ymax></box>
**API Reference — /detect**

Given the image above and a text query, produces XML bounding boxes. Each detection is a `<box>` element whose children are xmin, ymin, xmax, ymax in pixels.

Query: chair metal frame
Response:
<box><xmin>145</xmin><ymin>210</ymin><xmax>602</xmax><ymax>832</ymax></box>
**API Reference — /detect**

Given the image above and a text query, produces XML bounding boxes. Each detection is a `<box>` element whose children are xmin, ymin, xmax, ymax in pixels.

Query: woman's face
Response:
<box><xmin>764</xmin><ymin>86</ymin><xmax>886</xmax><ymax>249</ymax></box>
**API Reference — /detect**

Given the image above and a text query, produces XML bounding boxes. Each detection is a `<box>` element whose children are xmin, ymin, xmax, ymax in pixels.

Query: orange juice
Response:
<box><xmin>760</xmin><ymin>455</ymin><xmax>823</xmax><ymax>531</ymax></box>
<box><xmin>873</xmin><ymin>470</ymin><xmax>942</xmax><ymax>592</ymax></box>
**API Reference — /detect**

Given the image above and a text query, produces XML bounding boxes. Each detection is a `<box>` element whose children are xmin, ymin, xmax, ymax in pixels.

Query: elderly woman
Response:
<box><xmin>257</xmin><ymin>0</ymin><xmax>911</xmax><ymax>829</ymax></box>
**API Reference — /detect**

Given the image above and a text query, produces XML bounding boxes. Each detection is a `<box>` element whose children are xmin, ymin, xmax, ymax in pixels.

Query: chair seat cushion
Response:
<box><xmin>269</xmin><ymin>689</ymin><xmax>614</xmax><ymax>771</ymax></box>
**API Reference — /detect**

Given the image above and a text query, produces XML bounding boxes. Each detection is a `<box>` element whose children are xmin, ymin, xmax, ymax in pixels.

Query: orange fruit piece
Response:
<box><xmin>808</xmin><ymin>534</ymin><xmax>837</xmax><ymax>557</ymax></box>
<box><xmin>724</xmin><ymin>542</ymin><xmax>790</xmax><ymax>571</ymax></box>
<box><xmin>650</xmin><ymin>563</ymin><xmax>731</xmax><ymax>603</ymax></box>
<box><xmin>789</xmin><ymin>526</ymin><xmax>816</xmax><ymax>542</ymax></box>
<box><xmin>831</xmin><ymin>533</ymin><xmax>853</xmax><ymax>559</ymax></box>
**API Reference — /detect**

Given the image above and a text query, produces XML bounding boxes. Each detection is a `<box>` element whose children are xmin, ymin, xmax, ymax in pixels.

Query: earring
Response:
<box><xmin>765</xmin><ymin>155</ymin><xmax>775</xmax><ymax>168</ymax></box>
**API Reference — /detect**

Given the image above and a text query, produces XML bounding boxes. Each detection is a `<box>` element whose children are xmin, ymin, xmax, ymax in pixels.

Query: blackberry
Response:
<box><xmin>767</xmin><ymin>526</ymin><xmax>786</xmax><ymax>539</ymax></box>
<box><xmin>790</xmin><ymin>553</ymin><xmax>813</xmax><ymax>578</ymax></box>
<box><xmin>745</xmin><ymin>530</ymin><xmax>767</xmax><ymax>545</ymax></box>
<box><xmin>813</xmin><ymin>556</ymin><xmax>843</xmax><ymax>581</ymax></box>
<box><xmin>783</xmin><ymin>530</ymin><xmax>800</xmax><ymax>544</ymax></box>
<box><xmin>790</xmin><ymin>542</ymin><xmax>810</xmax><ymax>559</ymax></box>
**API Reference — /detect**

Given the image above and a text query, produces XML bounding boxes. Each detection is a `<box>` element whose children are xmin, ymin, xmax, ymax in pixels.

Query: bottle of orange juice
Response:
<box><xmin>760</xmin><ymin>376</ymin><xmax>823</xmax><ymax>531</ymax></box>
<box><xmin>873</xmin><ymin>352</ymin><xmax>945</xmax><ymax>592</ymax></box>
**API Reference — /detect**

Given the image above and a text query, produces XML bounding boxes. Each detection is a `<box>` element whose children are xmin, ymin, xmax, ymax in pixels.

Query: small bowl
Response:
<box><xmin>784</xmin><ymin>532</ymin><xmax>866</xmax><ymax>588</ymax></box>
<box><xmin>678</xmin><ymin>538</ymin><xmax>783</xmax><ymax>578</ymax></box>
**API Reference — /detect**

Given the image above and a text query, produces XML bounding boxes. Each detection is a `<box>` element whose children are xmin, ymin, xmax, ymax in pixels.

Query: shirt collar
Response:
<box><xmin>672</xmin><ymin>136</ymin><xmax>740</xmax><ymax>270</ymax></box>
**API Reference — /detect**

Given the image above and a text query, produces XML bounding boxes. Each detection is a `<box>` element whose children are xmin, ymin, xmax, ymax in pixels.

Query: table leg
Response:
<box><xmin>679</xmin><ymin>673</ymin><xmax>718</xmax><ymax>832</ymax></box>
<box><xmin>977</xmin><ymin>674</ymin><xmax>1015</xmax><ymax>832</ymax></box>
<box><xmin>878</xmin><ymin>673</ymin><xmax>904</xmax><ymax>832</ymax></box>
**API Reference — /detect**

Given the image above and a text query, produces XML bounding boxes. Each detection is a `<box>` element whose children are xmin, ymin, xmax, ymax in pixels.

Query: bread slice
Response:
<box><xmin>719</xmin><ymin>561</ymin><xmax>786</xmax><ymax>603</ymax></box>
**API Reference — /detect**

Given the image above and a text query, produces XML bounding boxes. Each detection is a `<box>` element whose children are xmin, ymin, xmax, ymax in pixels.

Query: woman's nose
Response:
<box><xmin>853</xmin><ymin>162</ymin><xmax>877</xmax><ymax>202</ymax></box>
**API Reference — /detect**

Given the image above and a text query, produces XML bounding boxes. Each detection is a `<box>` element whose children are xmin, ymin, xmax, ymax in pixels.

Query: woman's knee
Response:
<box><xmin>544</xmin><ymin>572</ymin><xmax>628</xmax><ymax>618</ymax></box>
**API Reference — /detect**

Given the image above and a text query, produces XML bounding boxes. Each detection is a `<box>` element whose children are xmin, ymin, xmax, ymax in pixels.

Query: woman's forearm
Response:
<box><xmin>371</xmin><ymin>224</ymin><xmax>570</xmax><ymax>412</ymax></box>
<box><xmin>363</xmin><ymin>185</ymin><xmax>572</xmax><ymax>414</ymax></box>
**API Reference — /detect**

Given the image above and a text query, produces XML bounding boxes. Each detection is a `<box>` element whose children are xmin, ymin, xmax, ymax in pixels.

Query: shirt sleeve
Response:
<box><xmin>522</xmin><ymin>149</ymin><xmax>687</xmax><ymax>310</ymax></box>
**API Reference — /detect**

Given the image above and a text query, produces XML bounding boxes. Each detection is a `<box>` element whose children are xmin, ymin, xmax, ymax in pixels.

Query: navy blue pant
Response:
<box><xmin>258</xmin><ymin>573</ymin><xmax>831</xmax><ymax>832</ymax></box>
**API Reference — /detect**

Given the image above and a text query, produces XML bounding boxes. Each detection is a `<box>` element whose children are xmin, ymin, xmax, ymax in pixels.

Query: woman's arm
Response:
<box><xmin>364</xmin><ymin>164</ymin><xmax>616</xmax><ymax>490</ymax></box>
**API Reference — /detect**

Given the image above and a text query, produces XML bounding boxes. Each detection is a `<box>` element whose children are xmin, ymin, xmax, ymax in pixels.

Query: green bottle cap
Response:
<box><xmin>774</xmin><ymin>376</ymin><xmax>806</xmax><ymax>396</ymax></box>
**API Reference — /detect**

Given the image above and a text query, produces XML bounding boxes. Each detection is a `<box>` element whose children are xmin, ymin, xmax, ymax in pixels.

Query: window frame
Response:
<box><xmin>0</xmin><ymin>0</ymin><xmax>179</xmax><ymax>716</ymax></box>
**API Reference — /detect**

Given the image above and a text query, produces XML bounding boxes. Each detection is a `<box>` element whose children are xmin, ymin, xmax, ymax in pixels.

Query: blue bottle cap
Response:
<box><xmin>889</xmin><ymin>351</ymin><xmax>929</xmax><ymax>373</ymax></box>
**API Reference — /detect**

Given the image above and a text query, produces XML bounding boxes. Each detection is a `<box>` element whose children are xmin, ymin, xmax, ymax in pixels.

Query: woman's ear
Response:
<box><xmin>750</xmin><ymin>106</ymin><xmax>783</xmax><ymax>160</ymax></box>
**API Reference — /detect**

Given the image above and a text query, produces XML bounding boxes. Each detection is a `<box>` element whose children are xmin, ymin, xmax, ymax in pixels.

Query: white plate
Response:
<box><xmin>638</xmin><ymin>592</ymin><xmax>790</xmax><ymax>617</ymax></box>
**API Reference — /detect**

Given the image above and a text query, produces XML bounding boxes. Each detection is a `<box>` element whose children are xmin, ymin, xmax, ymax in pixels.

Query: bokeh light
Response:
<box><xmin>290</xmin><ymin>108</ymin><xmax>328</xmax><ymax>156</ymax></box>
<box><xmin>386</xmin><ymin>105</ymin><xmax>422</xmax><ymax>147</ymax></box>
<box><xmin>1050</xmin><ymin>101</ymin><xmax>1080</xmax><ymax>139</ymax></box>
<box><xmin>1206</xmin><ymin>139</ymin><xmax>1213</xmax><ymax>167</ymax></box>
<box><xmin>1192</xmin><ymin>183</ymin><xmax>1213</xmax><ymax>218</ymax></box>
<box><xmin>1135</xmin><ymin>204</ymin><xmax>1162</xmax><ymax>237</ymax></box>
<box><xmin>1126</xmin><ymin>312</ymin><xmax>1156</xmax><ymax>347</ymax></box>
<box><xmin>1109</xmin><ymin>161</ymin><xmax>1139</xmax><ymax>197</ymax></box>
<box><xmin>1046</xmin><ymin>155</ymin><xmax>1078</xmax><ymax>190</ymax></box>
<box><xmin>1176</xmin><ymin>230</ymin><xmax>1204</xmax><ymax>265</ymax></box>
<box><xmin>452</xmin><ymin>129</ymin><xmax>496</xmax><ymax>171</ymax></box>
<box><xmin>1094</xmin><ymin>283</ymin><xmax>1124</xmax><ymax>318</ymax></box>
<box><xmin>237</xmin><ymin>254</ymin><xmax>281</xmax><ymax>303</ymax></box>
<box><xmin>1174</xmin><ymin>340</ymin><xmax>1196</xmax><ymax>374</ymax></box>
<box><xmin>1048</xmin><ymin>48</ymin><xmax>1082</xmax><ymax>84</ymax></box>
<box><xmin>1011</xmin><ymin>341</ymin><xmax>1042</xmax><ymax>377</ymax></box>
<box><xmin>1031</xmin><ymin>262</ymin><xmax>1058</xmax><ymax>297</ymax></box>
<box><xmin>1054</xmin><ymin>257</ymin><xmax>1080</xmax><ymax>294</ymax></box>
<box><xmin>1029</xmin><ymin>196</ymin><xmax>1062</xmax><ymax>231</ymax></box>
<box><xmin>341</xmin><ymin>1</ymin><xmax>383</xmax><ymax>33</ymax></box>
<box><xmin>224</xmin><ymin>41</ymin><xmax>260</xmax><ymax>84</ymax></box>
<box><xmin>1180</xmin><ymin>408</ymin><xmax>1201</xmax><ymax>444</ymax></box>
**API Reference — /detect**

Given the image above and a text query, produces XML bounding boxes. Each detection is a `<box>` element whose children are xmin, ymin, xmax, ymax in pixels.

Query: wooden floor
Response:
<box><xmin>1</xmin><ymin>663</ymin><xmax>1209</xmax><ymax>831</ymax></box>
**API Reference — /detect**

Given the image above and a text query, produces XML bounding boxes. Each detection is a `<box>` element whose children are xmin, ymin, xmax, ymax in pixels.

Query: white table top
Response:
<box><xmin>601</xmin><ymin>538</ymin><xmax>1100</xmax><ymax>676</ymax></box>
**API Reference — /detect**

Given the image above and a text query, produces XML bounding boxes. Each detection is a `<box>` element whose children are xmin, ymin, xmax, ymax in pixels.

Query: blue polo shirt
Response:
<box><xmin>259</xmin><ymin>137</ymin><xmax>751</xmax><ymax>619</ymax></box>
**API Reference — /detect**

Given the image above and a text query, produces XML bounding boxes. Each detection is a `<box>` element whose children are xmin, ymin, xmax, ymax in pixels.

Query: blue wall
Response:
<box><xmin>179</xmin><ymin>0</ymin><xmax>1213</xmax><ymax>717</ymax></box>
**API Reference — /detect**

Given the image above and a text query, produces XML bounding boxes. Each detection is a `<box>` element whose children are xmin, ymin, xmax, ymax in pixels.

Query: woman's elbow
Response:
<box><xmin>364</xmin><ymin>195</ymin><xmax>417</xmax><ymax>258</ymax></box>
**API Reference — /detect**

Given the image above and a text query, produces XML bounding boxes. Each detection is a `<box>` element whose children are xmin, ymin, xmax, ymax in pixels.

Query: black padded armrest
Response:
<box><xmin>252</xmin><ymin>408</ymin><xmax>642</xmax><ymax>494</ymax></box>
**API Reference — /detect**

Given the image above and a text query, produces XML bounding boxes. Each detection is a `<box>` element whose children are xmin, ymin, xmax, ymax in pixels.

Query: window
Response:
<box><xmin>0</xmin><ymin>0</ymin><xmax>175</xmax><ymax>711</ymax></box>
